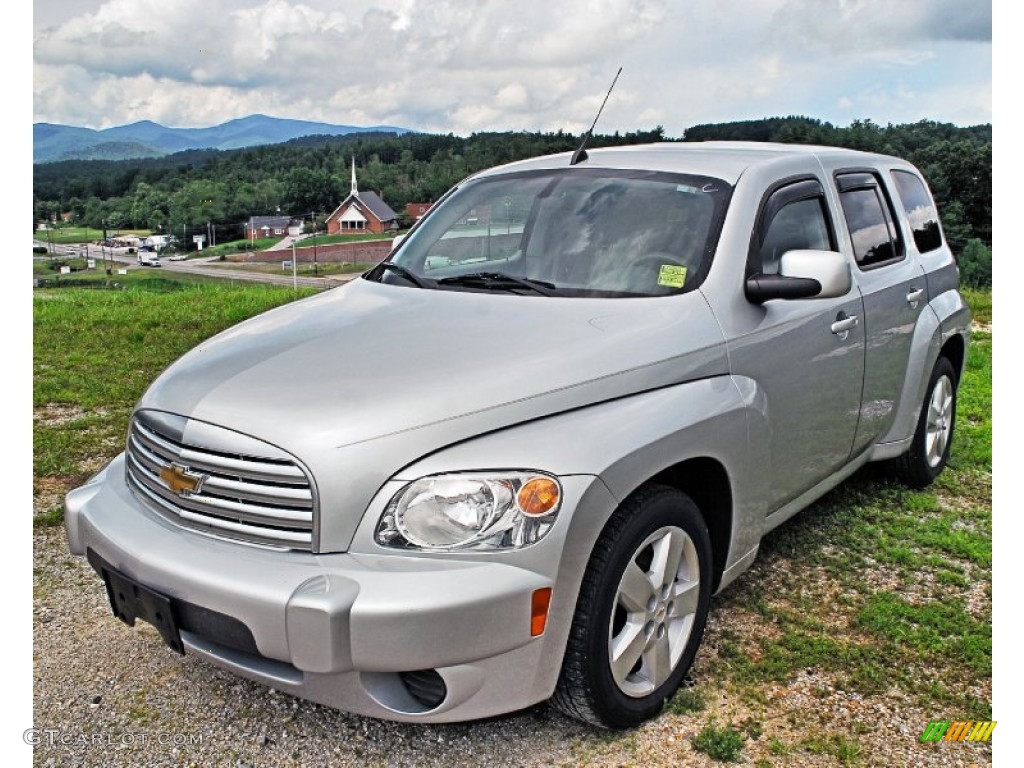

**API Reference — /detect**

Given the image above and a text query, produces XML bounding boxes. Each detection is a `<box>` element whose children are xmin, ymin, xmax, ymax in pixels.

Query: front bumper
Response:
<box><xmin>64</xmin><ymin>454</ymin><xmax>607</xmax><ymax>722</ymax></box>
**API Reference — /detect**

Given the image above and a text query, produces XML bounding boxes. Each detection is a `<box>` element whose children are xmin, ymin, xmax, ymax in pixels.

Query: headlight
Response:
<box><xmin>375</xmin><ymin>472</ymin><xmax>562</xmax><ymax>551</ymax></box>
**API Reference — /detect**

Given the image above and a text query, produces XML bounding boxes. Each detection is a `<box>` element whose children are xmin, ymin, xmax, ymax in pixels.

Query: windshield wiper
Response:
<box><xmin>376</xmin><ymin>261</ymin><xmax>430</xmax><ymax>288</ymax></box>
<box><xmin>437</xmin><ymin>272</ymin><xmax>557</xmax><ymax>296</ymax></box>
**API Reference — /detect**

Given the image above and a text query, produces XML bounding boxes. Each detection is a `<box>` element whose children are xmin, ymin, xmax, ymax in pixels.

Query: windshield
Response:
<box><xmin>369</xmin><ymin>168</ymin><xmax>732</xmax><ymax>297</ymax></box>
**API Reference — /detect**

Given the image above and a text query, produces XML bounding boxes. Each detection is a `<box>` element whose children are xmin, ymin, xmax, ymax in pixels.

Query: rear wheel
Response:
<box><xmin>551</xmin><ymin>485</ymin><xmax>712</xmax><ymax>728</ymax></box>
<box><xmin>894</xmin><ymin>356</ymin><xmax>958</xmax><ymax>488</ymax></box>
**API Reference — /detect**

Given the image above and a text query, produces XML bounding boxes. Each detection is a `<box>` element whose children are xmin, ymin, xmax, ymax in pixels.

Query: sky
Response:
<box><xmin>32</xmin><ymin>0</ymin><xmax>992</xmax><ymax>134</ymax></box>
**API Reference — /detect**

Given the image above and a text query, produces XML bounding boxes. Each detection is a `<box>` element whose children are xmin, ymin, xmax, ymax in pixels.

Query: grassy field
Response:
<box><xmin>33</xmin><ymin>278</ymin><xmax>317</xmax><ymax>523</ymax></box>
<box><xmin>197</xmin><ymin>231</ymin><xmax>398</xmax><ymax>258</ymax></box>
<box><xmin>205</xmin><ymin>261</ymin><xmax>375</xmax><ymax>276</ymax></box>
<box><xmin>32</xmin><ymin>279</ymin><xmax>992</xmax><ymax>764</ymax></box>
<box><xmin>35</xmin><ymin>227</ymin><xmax>151</xmax><ymax>244</ymax></box>
<box><xmin>296</xmin><ymin>232</ymin><xmax>402</xmax><ymax>247</ymax></box>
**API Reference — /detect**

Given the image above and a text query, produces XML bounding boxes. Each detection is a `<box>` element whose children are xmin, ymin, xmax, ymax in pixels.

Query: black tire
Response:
<box><xmin>550</xmin><ymin>484</ymin><xmax>712</xmax><ymax>729</ymax></box>
<box><xmin>894</xmin><ymin>356</ymin><xmax>958</xmax><ymax>488</ymax></box>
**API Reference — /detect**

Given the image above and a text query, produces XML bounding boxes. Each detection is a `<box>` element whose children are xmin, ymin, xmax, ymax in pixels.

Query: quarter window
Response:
<box><xmin>836</xmin><ymin>172</ymin><xmax>904</xmax><ymax>269</ymax></box>
<box><xmin>891</xmin><ymin>170</ymin><xmax>943</xmax><ymax>253</ymax></box>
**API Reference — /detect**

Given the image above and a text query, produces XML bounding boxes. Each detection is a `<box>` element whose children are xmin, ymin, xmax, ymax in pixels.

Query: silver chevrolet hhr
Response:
<box><xmin>65</xmin><ymin>142</ymin><xmax>970</xmax><ymax>729</ymax></box>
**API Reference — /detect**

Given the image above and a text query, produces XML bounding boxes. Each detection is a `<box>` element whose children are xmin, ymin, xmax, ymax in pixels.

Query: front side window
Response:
<box><xmin>371</xmin><ymin>169</ymin><xmax>732</xmax><ymax>297</ymax></box>
<box><xmin>837</xmin><ymin>172</ymin><xmax>904</xmax><ymax>269</ymax></box>
<box><xmin>891</xmin><ymin>170</ymin><xmax>943</xmax><ymax>253</ymax></box>
<box><xmin>753</xmin><ymin>181</ymin><xmax>833</xmax><ymax>275</ymax></box>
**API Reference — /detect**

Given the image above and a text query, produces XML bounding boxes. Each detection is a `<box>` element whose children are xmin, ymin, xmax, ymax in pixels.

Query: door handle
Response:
<box><xmin>906</xmin><ymin>287</ymin><xmax>925</xmax><ymax>307</ymax></box>
<box><xmin>831</xmin><ymin>312</ymin><xmax>859</xmax><ymax>338</ymax></box>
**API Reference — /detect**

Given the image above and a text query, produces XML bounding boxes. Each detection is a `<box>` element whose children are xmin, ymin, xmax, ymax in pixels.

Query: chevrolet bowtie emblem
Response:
<box><xmin>159</xmin><ymin>463</ymin><xmax>206</xmax><ymax>496</ymax></box>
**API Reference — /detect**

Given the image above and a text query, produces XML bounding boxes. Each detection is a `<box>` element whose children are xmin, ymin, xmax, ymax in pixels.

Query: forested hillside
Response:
<box><xmin>34</xmin><ymin>117</ymin><xmax>990</xmax><ymax>279</ymax></box>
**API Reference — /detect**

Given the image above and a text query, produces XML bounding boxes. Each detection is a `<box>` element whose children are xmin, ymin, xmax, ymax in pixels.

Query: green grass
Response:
<box><xmin>703</xmin><ymin>289</ymin><xmax>992</xmax><ymax>726</ymax></box>
<box><xmin>206</xmin><ymin>261</ymin><xmax>374</xmax><ymax>276</ymax></box>
<box><xmin>297</xmin><ymin>232</ymin><xmax>402</xmax><ymax>247</ymax></box>
<box><xmin>801</xmin><ymin>732</ymin><xmax>863</xmax><ymax>765</ymax></box>
<box><xmin>666</xmin><ymin>685</ymin><xmax>709</xmax><ymax>715</ymax></box>
<box><xmin>201</xmin><ymin>237</ymin><xmax>280</xmax><ymax>256</ymax></box>
<box><xmin>692</xmin><ymin>721</ymin><xmax>745</xmax><ymax>762</ymax></box>
<box><xmin>35</xmin><ymin>227</ymin><xmax>103</xmax><ymax>244</ymax></box>
<box><xmin>36</xmin><ymin>228</ymin><xmax>150</xmax><ymax>244</ymax></box>
<box><xmin>962</xmin><ymin>288</ymin><xmax>991</xmax><ymax>325</ymax></box>
<box><xmin>33</xmin><ymin>278</ymin><xmax>317</xmax><ymax>496</ymax></box>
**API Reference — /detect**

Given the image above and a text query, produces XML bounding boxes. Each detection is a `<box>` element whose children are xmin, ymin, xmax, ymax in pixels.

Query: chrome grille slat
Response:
<box><xmin>127</xmin><ymin>456</ymin><xmax>313</xmax><ymax>527</ymax></box>
<box><xmin>132</xmin><ymin>421</ymin><xmax>306</xmax><ymax>483</ymax></box>
<box><xmin>128</xmin><ymin>434</ymin><xmax>313</xmax><ymax>508</ymax></box>
<box><xmin>130</xmin><ymin>478</ymin><xmax>308</xmax><ymax>548</ymax></box>
<box><xmin>125</xmin><ymin>412</ymin><xmax>316</xmax><ymax>550</ymax></box>
<box><xmin>199</xmin><ymin>476</ymin><xmax>313</xmax><ymax>508</ymax></box>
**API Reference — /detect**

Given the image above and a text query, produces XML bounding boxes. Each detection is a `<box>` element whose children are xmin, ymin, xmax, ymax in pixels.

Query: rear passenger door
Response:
<box><xmin>834</xmin><ymin>171</ymin><xmax>928</xmax><ymax>454</ymax></box>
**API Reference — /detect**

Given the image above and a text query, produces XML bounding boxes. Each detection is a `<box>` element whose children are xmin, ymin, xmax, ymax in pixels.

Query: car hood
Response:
<box><xmin>139</xmin><ymin>278</ymin><xmax>728</xmax><ymax>550</ymax></box>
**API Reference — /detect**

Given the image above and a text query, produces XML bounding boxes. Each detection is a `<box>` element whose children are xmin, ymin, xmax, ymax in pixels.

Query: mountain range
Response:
<box><xmin>33</xmin><ymin>114</ymin><xmax>412</xmax><ymax>163</ymax></box>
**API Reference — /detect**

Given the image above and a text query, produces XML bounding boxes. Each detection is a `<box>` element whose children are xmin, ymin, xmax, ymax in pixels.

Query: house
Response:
<box><xmin>405</xmin><ymin>202</ymin><xmax>432</xmax><ymax>222</ymax></box>
<box><xmin>246</xmin><ymin>215</ymin><xmax>302</xmax><ymax>241</ymax></box>
<box><xmin>325</xmin><ymin>159</ymin><xmax>399</xmax><ymax>236</ymax></box>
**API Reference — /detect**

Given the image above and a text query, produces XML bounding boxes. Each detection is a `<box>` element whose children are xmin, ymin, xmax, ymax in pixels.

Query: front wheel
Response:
<box><xmin>894</xmin><ymin>356</ymin><xmax>958</xmax><ymax>488</ymax></box>
<box><xmin>551</xmin><ymin>485</ymin><xmax>712</xmax><ymax>729</ymax></box>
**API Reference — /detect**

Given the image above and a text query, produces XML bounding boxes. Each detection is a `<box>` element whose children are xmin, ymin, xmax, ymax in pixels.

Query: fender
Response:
<box><xmin>395</xmin><ymin>376</ymin><xmax>752</xmax><ymax>560</ymax></box>
<box><xmin>871</xmin><ymin>287</ymin><xmax>970</xmax><ymax>459</ymax></box>
<box><xmin>389</xmin><ymin>375</ymin><xmax>753</xmax><ymax>702</ymax></box>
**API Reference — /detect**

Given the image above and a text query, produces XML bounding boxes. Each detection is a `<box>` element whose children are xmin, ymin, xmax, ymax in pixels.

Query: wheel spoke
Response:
<box><xmin>617</xmin><ymin>561</ymin><xmax>655</xmax><ymax>613</ymax></box>
<box><xmin>670</xmin><ymin>578</ymin><xmax>700</xmax><ymax>618</ymax></box>
<box><xmin>649</xmin><ymin>528</ymin><xmax>685</xmax><ymax>588</ymax></box>
<box><xmin>642</xmin><ymin>631</ymin><xmax>673</xmax><ymax>689</ymax></box>
<box><xmin>609</xmin><ymin>621</ymin><xmax>647</xmax><ymax>685</ymax></box>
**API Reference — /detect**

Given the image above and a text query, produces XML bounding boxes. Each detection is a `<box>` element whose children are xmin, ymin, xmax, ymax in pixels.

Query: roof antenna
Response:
<box><xmin>570</xmin><ymin>66</ymin><xmax>622</xmax><ymax>166</ymax></box>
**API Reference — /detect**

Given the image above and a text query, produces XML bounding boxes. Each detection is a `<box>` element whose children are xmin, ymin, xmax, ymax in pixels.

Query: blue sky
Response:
<box><xmin>32</xmin><ymin>0</ymin><xmax>992</xmax><ymax>133</ymax></box>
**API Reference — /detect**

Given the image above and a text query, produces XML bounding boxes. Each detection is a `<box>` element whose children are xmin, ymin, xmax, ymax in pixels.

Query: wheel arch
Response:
<box><xmin>940</xmin><ymin>332</ymin><xmax>966</xmax><ymax>385</ymax></box>
<box><xmin>644</xmin><ymin>458</ymin><xmax>733</xmax><ymax>593</ymax></box>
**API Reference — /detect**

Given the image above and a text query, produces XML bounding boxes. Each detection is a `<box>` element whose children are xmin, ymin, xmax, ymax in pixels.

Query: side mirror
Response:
<box><xmin>745</xmin><ymin>250</ymin><xmax>851</xmax><ymax>303</ymax></box>
<box><xmin>390</xmin><ymin>234</ymin><xmax>406</xmax><ymax>252</ymax></box>
<box><xmin>779</xmin><ymin>250</ymin><xmax>851</xmax><ymax>298</ymax></box>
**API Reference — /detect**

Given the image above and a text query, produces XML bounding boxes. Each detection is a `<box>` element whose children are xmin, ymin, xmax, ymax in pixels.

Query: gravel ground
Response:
<box><xmin>32</xmin><ymin>525</ymin><xmax>994</xmax><ymax>767</ymax></box>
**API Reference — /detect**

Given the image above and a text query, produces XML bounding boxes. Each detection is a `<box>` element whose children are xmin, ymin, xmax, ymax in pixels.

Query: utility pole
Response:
<box><xmin>310</xmin><ymin>211</ymin><xmax>318</xmax><ymax>276</ymax></box>
<box><xmin>291</xmin><ymin>238</ymin><xmax>297</xmax><ymax>289</ymax></box>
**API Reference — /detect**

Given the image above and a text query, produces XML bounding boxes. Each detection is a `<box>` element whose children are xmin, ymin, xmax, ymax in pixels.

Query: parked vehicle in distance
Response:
<box><xmin>136</xmin><ymin>253</ymin><xmax>161</xmax><ymax>267</ymax></box>
<box><xmin>65</xmin><ymin>142</ymin><xmax>969</xmax><ymax>729</ymax></box>
<box><xmin>164</xmin><ymin>253</ymin><xmax>188</xmax><ymax>261</ymax></box>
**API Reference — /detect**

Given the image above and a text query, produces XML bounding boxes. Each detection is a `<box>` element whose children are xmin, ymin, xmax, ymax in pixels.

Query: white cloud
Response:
<box><xmin>32</xmin><ymin>0</ymin><xmax>991</xmax><ymax>132</ymax></box>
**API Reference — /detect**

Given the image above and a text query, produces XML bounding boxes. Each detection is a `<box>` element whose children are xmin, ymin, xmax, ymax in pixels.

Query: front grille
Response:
<box><xmin>125</xmin><ymin>410</ymin><xmax>316</xmax><ymax>550</ymax></box>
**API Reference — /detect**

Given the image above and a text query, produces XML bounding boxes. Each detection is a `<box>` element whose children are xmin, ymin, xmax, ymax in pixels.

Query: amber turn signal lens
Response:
<box><xmin>531</xmin><ymin>587</ymin><xmax>552</xmax><ymax>636</ymax></box>
<box><xmin>517</xmin><ymin>477</ymin><xmax>560</xmax><ymax>517</ymax></box>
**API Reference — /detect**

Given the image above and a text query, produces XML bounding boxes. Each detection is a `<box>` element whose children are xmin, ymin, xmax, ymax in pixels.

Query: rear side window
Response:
<box><xmin>836</xmin><ymin>172</ymin><xmax>904</xmax><ymax>269</ymax></box>
<box><xmin>891</xmin><ymin>170</ymin><xmax>943</xmax><ymax>253</ymax></box>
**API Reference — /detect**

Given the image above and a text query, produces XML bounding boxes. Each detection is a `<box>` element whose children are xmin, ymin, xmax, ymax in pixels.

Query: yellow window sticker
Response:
<box><xmin>657</xmin><ymin>264</ymin><xmax>688</xmax><ymax>288</ymax></box>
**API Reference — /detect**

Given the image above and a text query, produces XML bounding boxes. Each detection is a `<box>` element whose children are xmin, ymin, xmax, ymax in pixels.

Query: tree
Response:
<box><xmin>958</xmin><ymin>239</ymin><xmax>992</xmax><ymax>289</ymax></box>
